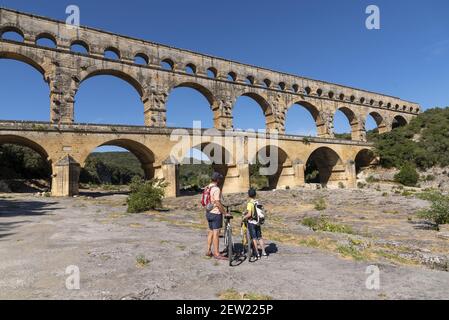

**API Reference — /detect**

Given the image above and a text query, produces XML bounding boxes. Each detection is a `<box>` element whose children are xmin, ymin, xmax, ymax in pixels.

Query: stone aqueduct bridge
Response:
<box><xmin>0</xmin><ymin>8</ymin><xmax>420</xmax><ymax>197</ymax></box>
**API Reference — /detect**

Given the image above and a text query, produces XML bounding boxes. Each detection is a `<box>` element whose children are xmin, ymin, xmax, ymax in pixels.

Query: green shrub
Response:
<box><xmin>394</xmin><ymin>164</ymin><xmax>419</xmax><ymax>187</ymax></box>
<box><xmin>338</xmin><ymin>182</ymin><xmax>345</xmax><ymax>189</ymax></box>
<box><xmin>136</xmin><ymin>254</ymin><xmax>150</xmax><ymax>267</ymax></box>
<box><xmin>301</xmin><ymin>216</ymin><xmax>353</xmax><ymax>234</ymax></box>
<box><xmin>417</xmin><ymin>193</ymin><xmax>449</xmax><ymax>226</ymax></box>
<box><xmin>127</xmin><ymin>177</ymin><xmax>168</xmax><ymax>213</ymax></box>
<box><xmin>366</xmin><ymin>175</ymin><xmax>379</xmax><ymax>183</ymax></box>
<box><xmin>416</xmin><ymin>190</ymin><xmax>443</xmax><ymax>202</ymax></box>
<box><xmin>314</xmin><ymin>197</ymin><xmax>327</xmax><ymax>211</ymax></box>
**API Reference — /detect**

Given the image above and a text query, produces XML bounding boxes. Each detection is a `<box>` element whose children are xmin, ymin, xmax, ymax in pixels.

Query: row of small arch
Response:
<box><xmin>0</xmin><ymin>25</ymin><xmax>419</xmax><ymax>114</ymax></box>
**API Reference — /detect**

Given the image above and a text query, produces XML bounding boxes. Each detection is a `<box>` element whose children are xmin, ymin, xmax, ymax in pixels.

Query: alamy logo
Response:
<box><xmin>65</xmin><ymin>265</ymin><xmax>80</xmax><ymax>290</ymax></box>
<box><xmin>365</xmin><ymin>5</ymin><xmax>380</xmax><ymax>30</ymax></box>
<box><xmin>66</xmin><ymin>5</ymin><xmax>80</xmax><ymax>28</ymax></box>
<box><xmin>365</xmin><ymin>265</ymin><xmax>380</xmax><ymax>290</ymax></box>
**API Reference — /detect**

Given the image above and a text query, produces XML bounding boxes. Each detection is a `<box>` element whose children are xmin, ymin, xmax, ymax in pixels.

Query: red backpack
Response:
<box><xmin>201</xmin><ymin>185</ymin><xmax>211</xmax><ymax>208</ymax></box>
<box><xmin>201</xmin><ymin>185</ymin><xmax>215</xmax><ymax>210</ymax></box>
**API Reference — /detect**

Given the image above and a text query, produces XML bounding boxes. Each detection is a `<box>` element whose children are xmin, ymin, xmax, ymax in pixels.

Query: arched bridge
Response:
<box><xmin>0</xmin><ymin>8</ymin><xmax>420</xmax><ymax>197</ymax></box>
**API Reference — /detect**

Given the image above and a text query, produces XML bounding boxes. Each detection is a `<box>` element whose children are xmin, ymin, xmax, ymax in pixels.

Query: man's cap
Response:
<box><xmin>211</xmin><ymin>172</ymin><xmax>224</xmax><ymax>181</ymax></box>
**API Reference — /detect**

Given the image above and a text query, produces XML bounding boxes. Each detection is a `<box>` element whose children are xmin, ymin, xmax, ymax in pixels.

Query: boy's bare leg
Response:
<box><xmin>259</xmin><ymin>239</ymin><xmax>267</xmax><ymax>255</ymax></box>
<box><xmin>252</xmin><ymin>239</ymin><xmax>259</xmax><ymax>256</ymax></box>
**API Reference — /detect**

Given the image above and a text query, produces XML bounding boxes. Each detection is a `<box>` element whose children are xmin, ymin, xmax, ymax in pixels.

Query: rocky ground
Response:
<box><xmin>0</xmin><ymin>186</ymin><xmax>449</xmax><ymax>300</ymax></box>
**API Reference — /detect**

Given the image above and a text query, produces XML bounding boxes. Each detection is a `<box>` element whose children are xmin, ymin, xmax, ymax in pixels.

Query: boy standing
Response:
<box><xmin>243</xmin><ymin>188</ymin><xmax>268</xmax><ymax>259</ymax></box>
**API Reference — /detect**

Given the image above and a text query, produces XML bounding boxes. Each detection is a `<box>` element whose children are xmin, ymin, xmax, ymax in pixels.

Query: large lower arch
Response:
<box><xmin>354</xmin><ymin>149</ymin><xmax>378</xmax><ymax>175</ymax></box>
<box><xmin>286</xmin><ymin>101</ymin><xmax>324</xmax><ymax>137</ymax></box>
<box><xmin>174</xmin><ymin>142</ymin><xmax>234</xmax><ymax>196</ymax></box>
<box><xmin>0</xmin><ymin>135</ymin><xmax>50</xmax><ymax>164</ymax></box>
<box><xmin>305</xmin><ymin>147</ymin><xmax>345</xmax><ymax>187</ymax></box>
<box><xmin>0</xmin><ymin>135</ymin><xmax>52</xmax><ymax>191</ymax></box>
<box><xmin>234</xmin><ymin>92</ymin><xmax>276</xmax><ymax>131</ymax></box>
<box><xmin>81</xmin><ymin>139</ymin><xmax>155</xmax><ymax>180</ymax></box>
<box><xmin>250</xmin><ymin>145</ymin><xmax>301</xmax><ymax>190</ymax></box>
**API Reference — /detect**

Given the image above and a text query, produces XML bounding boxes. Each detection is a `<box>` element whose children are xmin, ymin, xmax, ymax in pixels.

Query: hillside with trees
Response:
<box><xmin>372</xmin><ymin>107</ymin><xmax>449</xmax><ymax>169</ymax></box>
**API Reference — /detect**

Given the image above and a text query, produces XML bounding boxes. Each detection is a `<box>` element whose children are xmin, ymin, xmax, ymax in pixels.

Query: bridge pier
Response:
<box><xmin>345</xmin><ymin>160</ymin><xmax>357</xmax><ymax>188</ymax></box>
<box><xmin>51</xmin><ymin>155</ymin><xmax>81</xmax><ymax>197</ymax></box>
<box><xmin>274</xmin><ymin>161</ymin><xmax>305</xmax><ymax>189</ymax></box>
<box><xmin>219</xmin><ymin>164</ymin><xmax>250</xmax><ymax>194</ymax></box>
<box><xmin>154</xmin><ymin>161</ymin><xmax>179</xmax><ymax>198</ymax></box>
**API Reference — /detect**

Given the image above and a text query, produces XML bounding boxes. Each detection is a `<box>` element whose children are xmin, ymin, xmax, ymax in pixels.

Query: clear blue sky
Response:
<box><xmin>1</xmin><ymin>0</ymin><xmax>448</xmax><ymax>138</ymax></box>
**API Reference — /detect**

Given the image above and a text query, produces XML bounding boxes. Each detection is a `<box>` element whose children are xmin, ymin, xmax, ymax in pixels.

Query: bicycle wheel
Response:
<box><xmin>246</xmin><ymin>227</ymin><xmax>252</xmax><ymax>263</ymax></box>
<box><xmin>227</xmin><ymin>226</ymin><xmax>233</xmax><ymax>266</ymax></box>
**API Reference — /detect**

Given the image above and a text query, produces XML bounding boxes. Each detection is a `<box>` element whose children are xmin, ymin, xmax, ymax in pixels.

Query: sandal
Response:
<box><xmin>205</xmin><ymin>252</ymin><xmax>213</xmax><ymax>258</ymax></box>
<box><xmin>214</xmin><ymin>254</ymin><xmax>228</xmax><ymax>261</ymax></box>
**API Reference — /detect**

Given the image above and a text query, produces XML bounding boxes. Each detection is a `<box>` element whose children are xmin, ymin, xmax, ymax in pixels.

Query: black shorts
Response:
<box><xmin>206</xmin><ymin>212</ymin><xmax>223</xmax><ymax>230</ymax></box>
<box><xmin>248</xmin><ymin>223</ymin><xmax>262</xmax><ymax>240</ymax></box>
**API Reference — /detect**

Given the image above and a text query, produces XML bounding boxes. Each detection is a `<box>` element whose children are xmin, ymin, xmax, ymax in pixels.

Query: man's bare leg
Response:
<box><xmin>206</xmin><ymin>230</ymin><xmax>213</xmax><ymax>256</ymax></box>
<box><xmin>213</xmin><ymin>229</ymin><xmax>220</xmax><ymax>256</ymax></box>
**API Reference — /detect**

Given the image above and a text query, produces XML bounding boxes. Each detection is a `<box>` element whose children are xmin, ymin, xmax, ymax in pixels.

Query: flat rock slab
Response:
<box><xmin>1</xmin><ymin>193</ymin><xmax>449</xmax><ymax>300</ymax></box>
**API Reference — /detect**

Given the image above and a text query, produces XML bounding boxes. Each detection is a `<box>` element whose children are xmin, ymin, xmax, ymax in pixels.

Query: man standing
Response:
<box><xmin>205</xmin><ymin>172</ymin><xmax>227</xmax><ymax>261</ymax></box>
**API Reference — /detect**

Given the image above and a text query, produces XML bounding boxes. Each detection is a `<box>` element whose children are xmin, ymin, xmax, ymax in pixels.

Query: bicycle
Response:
<box><xmin>223</xmin><ymin>211</ymin><xmax>234</xmax><ymax>266</ymax></box>
<box><xmin>222</xmin><ymin>203</ymin><xmax>244</xmax><ymax>266</ymax></box>
<box><xmin>241</xmin><ymin>219</ymin><xmax>254</xmax><ymax>263</ymax></box>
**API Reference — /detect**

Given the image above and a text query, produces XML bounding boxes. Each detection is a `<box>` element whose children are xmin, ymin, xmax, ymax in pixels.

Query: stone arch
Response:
<box><xmin>70</xmin><ymin>39</ymin><xmax>90</xmax><ymax>54</ymax></box>
<box><xmin>0</xmin><ymin>51</ymin><xmax>52</xmax><ymax>121</ymax></box>
<box><xmin>173</xmin><ymin>141</ymin><xmax>233</xmax><ymax>194</ymax></box>
<box><xmin>366</xmin><ymin>111</ymin><xmax>386</xmax><ymax>133</ymax></box>
<box><xmin>0</xmin><ymin>51</ymin><xmax>48</xmax><ymax>76</ymax></box>
<box><xmin>250</xmin><ymin>145</ymin><xmax>293</xmax><ymax>190</ymax></box>
<box><xmin>160</xmin><ymin>58</ymin><xmax>175</xmax><ymax>70</ymax></box>
<box><xmin>0</xmin><ymin>26</ymin><xmax>25</xmax><ymax>41</ymax></box>
<box><xmin>167</xmin><ymin>81</ymin><xmax>218</xmax><ymax>128</ymax></box>
<box><xmin>0</xmin><ymin>135</ymin><xmax>50</xmax><ymax>163</ymax></box>
<box><xmin>0</xmin><ymin>135</ymin><xmax>53</xmax><ymax>190</ymax></box>
<box><xmin>104</xmin><ymin>47</ymin><xmax>121</xmax><ymax>60</ymax></box>
<box><xmin>81</xmin><ymin>139</ymin><xmax>155</xmax><ymax>179</ymax></box>
<box><xmin>334</xmin><ymin>106</ymin><xmax>358</xmax><ymax>140</ymax></box>
<box><xmin>206</xmin><ymin>67</ymin><xmax>218</xmax><ymax>78</ymax></box>
<box><xmin>286</xmin><ymin>100</ymin><xmax>324</xmax><ymax>137</ymax></box>
<box><xmin>80</xmin><ymin>68</ymin><xmax>144</xmax><ymax>97</ymax></box>
<box><xmin>133</xmin><ymin>52</ymin><xmax>150</xmax><ymax>65</ymax></box>
<box><xmin>75</xmin><ymin>69</ymin><xmax>146</xmax><ymax>124</ymax></box>
<box><xmin>392</xmin><ymin>115</ymin><xmax>408</xmax><ymax>129</ymax></box>
<box><xmin>235</xmin><ymin>92</ymin><xmax>275</xmax><ymax>131</ymax></box>
<box><xmin>184</xmin><ymin>63</ymin><xmax>197</xmax><ymax>75</ymax></box>
<box><xmin>35</xmin><ymin>32</ymin><xmax>58</xmax><ymax>48</ymax></box>
<box><xmin>305</xmin><ymin>147</ymin><xmax>345</xmax><ymax>187</ymax></box>
<box><xmin>354</xmin><ymin>149</ymin><xmax>377</xmax><ymax>175</ymax></box>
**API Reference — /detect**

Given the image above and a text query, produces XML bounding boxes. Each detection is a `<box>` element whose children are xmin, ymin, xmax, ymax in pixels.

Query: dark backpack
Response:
<box><xmin>251</xmin><ymin>200</ymin><xmax>265</xmax><ymax>225</ymax></box>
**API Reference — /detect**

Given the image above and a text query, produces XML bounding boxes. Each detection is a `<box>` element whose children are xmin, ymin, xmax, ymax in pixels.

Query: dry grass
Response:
<box><xmin>218</xmin><ymin>289</ymin><xmax>273</xmax><ymax>301</ymax></box>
